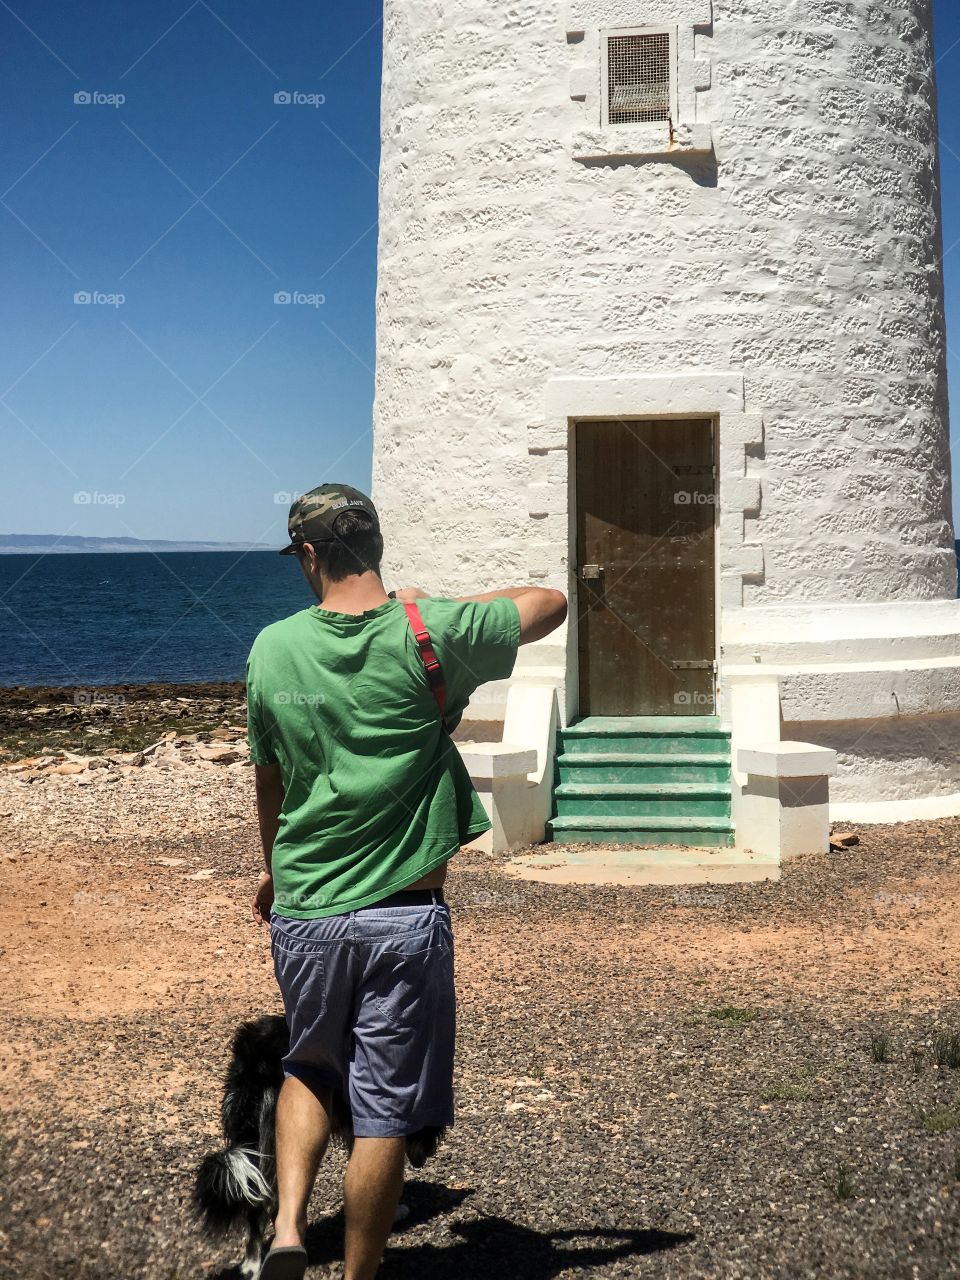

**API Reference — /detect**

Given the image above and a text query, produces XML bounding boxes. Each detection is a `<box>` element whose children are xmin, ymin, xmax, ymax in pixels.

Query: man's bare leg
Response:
<box><xmin>271</xmin><ymin>1076</ymin><xmax>332</xmax><ymax>1249</ymax></box>
<box><xmin>343</xmin><ymin>1136</ymin><xmax>405</xmax><ymax>1280</ymax></box>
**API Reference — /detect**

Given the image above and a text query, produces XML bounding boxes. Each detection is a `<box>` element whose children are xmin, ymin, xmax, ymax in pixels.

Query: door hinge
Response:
<box><xmin>671</xmin><ymin>659</ymin><xmax>717</xmax><ymax>671</ymax></box>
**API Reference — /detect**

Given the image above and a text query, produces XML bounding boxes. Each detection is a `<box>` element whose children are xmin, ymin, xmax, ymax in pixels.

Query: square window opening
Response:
<box><xmin>602</xmin><ymin>27</ymin><xmax>677</xmax><ymax>127</ymax></box>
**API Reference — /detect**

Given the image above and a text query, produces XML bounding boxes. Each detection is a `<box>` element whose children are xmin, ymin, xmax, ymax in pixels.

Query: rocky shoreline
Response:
<box><xmin>0</xmin><ymin>683</ymin><xmax>253</xmax><ymax>832</ymax></box>
<box><xmin>6</xmin><ymin>726</ymin><xmax>251</xmax><ymax>785</ymax></box>
<box><xmin>0</xmin><ymin>685</ymin><xmax>499</xmax><ymax>839</ymax></box>
<box><xmin>0</xmin><ymin>682</ymin><xmax>497</xmax><ymax>776</ymax></box>
<box><xmin>0</xmin><ymin>681</ymin><xmax>247</xmax><ymax>765</ymax></box>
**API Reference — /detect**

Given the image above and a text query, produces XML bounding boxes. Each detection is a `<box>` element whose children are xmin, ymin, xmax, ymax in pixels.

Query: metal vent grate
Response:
<box><xmin>606</xmin><ymin>32</ymin><xmax>671</xmax><ymax>124</ymax></box>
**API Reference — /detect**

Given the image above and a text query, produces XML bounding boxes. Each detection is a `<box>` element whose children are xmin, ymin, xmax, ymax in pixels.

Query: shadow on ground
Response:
<box><xmin>209</xmin><ymin>1182</ymin><xmax>692</xmax><ymax>1279</ymax></box>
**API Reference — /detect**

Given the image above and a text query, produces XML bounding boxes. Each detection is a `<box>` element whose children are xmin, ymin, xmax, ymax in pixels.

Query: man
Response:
<box><xmin>246</xmin><ymin>484</ymin><xmax>566</xmax><ymax>1280</ymax></box>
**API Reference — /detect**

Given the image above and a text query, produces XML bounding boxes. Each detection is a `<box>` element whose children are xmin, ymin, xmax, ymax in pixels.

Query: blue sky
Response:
<box><xmin>2</xmin><ymin>1</ymin><xmax>960</xmax><ymax>545</ymax></box>
<box><xmin>1</xmin><ymin>0</ymin><xmax>382</xmax><ymax>547</ymax></box>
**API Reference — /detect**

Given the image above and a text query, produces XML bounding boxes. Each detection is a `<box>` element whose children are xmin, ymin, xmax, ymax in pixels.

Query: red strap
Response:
<box><xmin>403</xmin><ymin>602</ymin><xmax>448</xmax><ymax>723</ymax></box>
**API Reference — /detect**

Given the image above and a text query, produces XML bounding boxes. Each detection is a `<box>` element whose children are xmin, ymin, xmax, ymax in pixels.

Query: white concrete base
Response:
<box><xmin>830</xmin><ymin>790</ymin><xmax>960</xmax><ymax>824</ymax></box>
<box><xmin>504</xmin><ymin>846</ymin><xmax>780</xmax><ymax>887</ymax></box>
<box><xmin>459</xmin><ymin>743</ymin><xmax>538</xmax><ymax>854</ymax></box>
<box><xmin>457</xmin><ymin>683</ymin><xmax>561</xmax><ymax>853</ymax></box>
<box><xmin>736</xmin><ymin>741</ymin><xmax>838</xmax><ymax>860</ymax></box>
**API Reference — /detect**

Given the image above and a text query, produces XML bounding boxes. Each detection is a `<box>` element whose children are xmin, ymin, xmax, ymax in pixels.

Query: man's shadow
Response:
<box><xmin>210</xmin><ymin>1181</ymin><xmax>693</xmax><ymax>1279</ymax></box>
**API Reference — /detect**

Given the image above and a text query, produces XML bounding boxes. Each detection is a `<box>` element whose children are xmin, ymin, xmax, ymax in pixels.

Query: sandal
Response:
<box><xmin>258</xmin><ymin>1244</ymin><xmax>308</xmax><ymax>1280</ymax></box>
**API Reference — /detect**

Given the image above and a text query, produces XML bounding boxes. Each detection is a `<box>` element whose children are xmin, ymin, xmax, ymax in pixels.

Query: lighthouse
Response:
<box><xmin>372</xmin><ymin>0</ymin><xmax>960</xmax><ymax>850</ymax></box>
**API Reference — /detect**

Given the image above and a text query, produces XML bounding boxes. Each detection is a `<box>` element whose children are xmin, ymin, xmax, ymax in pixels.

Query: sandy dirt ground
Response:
<box><xmin>1</xmin><ymin>759</ymin><xmax>960</xmax><ymax>1279</ymax></box>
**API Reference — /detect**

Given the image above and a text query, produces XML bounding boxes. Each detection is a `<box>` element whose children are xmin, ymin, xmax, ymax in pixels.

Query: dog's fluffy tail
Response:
<box><xmin>406</xmin><ymin>1125</ymin><xmax>445</xmax><ymax>1169</ymax></box>
<box><xmin>193</xmin><ymin>1145</ymin><xmax>274</xmax><ymax>1235</ymax></box>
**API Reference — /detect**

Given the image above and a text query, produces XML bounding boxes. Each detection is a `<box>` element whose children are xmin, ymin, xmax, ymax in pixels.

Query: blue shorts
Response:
<box><xmin>269</xmin><ymin>890</ymin><xmax>455</xmax><ymax>1138</ymax></box>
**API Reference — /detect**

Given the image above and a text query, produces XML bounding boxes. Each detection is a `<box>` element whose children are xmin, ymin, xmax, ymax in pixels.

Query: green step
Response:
<box><xmin>557</xmin><ymin>751</ymin><xmax>730</xmax><ymax>785</ymax></box>
<box><xmin>554</xmin><ymin>782</ymin><xmax>730</xmax><ymax>819</ymax></box>
<box><xmin>551</xmin><ymin>717</ymin><xmax>734</xmax><ymax>848</ymax></box>
<box><xmin>548</xmin><ymin>814</ymin><xmax>736</xmax><ymax>848</ymax></box>
<box><xmin>561</xmin><ymin>716</ymin><xmax>730</xmax><ymax>755</ymax></box>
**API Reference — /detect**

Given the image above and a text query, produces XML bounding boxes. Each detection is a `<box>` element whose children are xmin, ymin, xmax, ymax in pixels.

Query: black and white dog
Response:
<box><xmin>193</xmin><ymin>1015</ymin><xmax>444</xmax><ymax>1280</ymax></box>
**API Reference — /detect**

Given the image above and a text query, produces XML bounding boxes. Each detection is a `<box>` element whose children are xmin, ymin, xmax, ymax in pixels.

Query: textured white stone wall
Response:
<box><xmin>787</xmin><ymin>712</ymin><xmax>960</xmax><ymax>804</ymax></box>
<box><xmin>373</xmin><ymin>0</ymin><xmax>954</xmax><ymax>606</ymax></box>
<box><xmin>372</xmin><ymin>0</ymin><xmax>960</xmax><ymax>806</ymax></box>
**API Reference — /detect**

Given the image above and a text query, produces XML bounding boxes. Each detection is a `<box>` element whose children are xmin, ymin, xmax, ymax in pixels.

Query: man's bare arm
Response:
<box><xmin>252</xmin><ymin>762</ymin><xmax>284</xmax><ymax>923</ymax></box>
<box><xmin>255</xmin><ymin>762</ymin><xmax>284</xmax><ymax>869</ymax></box>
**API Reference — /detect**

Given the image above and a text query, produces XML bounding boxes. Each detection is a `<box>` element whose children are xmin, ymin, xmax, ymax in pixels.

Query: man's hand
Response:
<box><xmin>394</xmin><ymin>587</ymin><xmax>429</xmax><ymax>602</ymax></box>
<box><xmin>252</xmin><ymin>870</ymin><xmax>274</xmax><ymax>925</ymax></box>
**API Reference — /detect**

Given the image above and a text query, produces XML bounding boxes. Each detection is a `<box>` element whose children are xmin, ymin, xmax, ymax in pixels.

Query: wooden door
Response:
<box><xmin>576</xmin><ymin>419</ymin><xmax>716</xmax><ymax>717</ymax></box>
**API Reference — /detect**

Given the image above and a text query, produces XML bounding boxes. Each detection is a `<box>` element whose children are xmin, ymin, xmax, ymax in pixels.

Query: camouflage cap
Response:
<box><xmin>279</xmin><ymin>484</ymin><xmax>380</xmax><ymax>555</ymax></box>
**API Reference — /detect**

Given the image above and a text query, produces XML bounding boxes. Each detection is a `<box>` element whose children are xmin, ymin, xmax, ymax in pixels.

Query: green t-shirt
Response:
<box><xmin>246</xmin><ymin>596</ymin><xmax>521</xmax><ymax>919</ymax></box>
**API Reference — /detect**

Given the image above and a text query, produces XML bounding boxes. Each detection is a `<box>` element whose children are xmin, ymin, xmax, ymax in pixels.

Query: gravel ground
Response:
<box><xmin>1</xmin><ymin>761</ymin><xmax>960</xmax><ymax>1280</ymax></box>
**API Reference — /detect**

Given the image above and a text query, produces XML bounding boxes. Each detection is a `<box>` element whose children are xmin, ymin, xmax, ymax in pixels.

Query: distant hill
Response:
<box><xmin>0</xmin><ymin>534</ymin><xmax>275</xmax><ymax>555</ymax></box>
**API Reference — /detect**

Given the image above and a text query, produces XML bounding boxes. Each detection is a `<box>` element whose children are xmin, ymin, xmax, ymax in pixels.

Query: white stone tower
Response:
<box><xmin>372</xmin><ymin>0</ymin><xmax>960</xmax><ymax>823</ymax></box>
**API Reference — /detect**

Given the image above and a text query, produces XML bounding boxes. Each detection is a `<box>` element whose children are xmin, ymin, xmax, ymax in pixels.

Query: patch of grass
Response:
<box><xmin>762</xmin><ymin>1066</ymin><xmax>821</xmax><ymax>1103</ymax></box>
<box><xmin>921</xmin><ymin>1110</ymin><xmax>960</xmax><ymax>1134</ymax></box>
<box><xmin>709</xmin><ymin>1006</ymin><xmax>760</xmax><ymax>1025</ymax></box>
<box><xmin>869</xmin><ymin>1031</ymin><xmax>892</xmax><ymax>1064</ymax></box>
<box><xmin>919</xmin><ymin>1097</ymin><xmax>960</xmax><ymax>1134</ymax></box>
<box><xmin>826</xmin><ymin>1162</ymin><xmax>856</xmax><ymax>1201</ymax></box>
<box><xmin>762</xmin><ymin>1080</ymin><xmax>816</xmax><ymax>1102</ymax></box>
<box><xmin>917</xmin><ymin>1087</ymin><xmax>960</xmax><ymax>1134</ymax></box>
<box><xmin>933</xmin><ymin>1032</ymin><xmax>960</xmax><ymax>1070</ymax></box>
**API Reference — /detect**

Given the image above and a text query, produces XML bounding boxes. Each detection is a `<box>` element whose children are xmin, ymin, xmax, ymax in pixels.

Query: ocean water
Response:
<box><xmin>0</xmin><ymin>552</ymin><xmax>316</xmax><ymax>688</ymax></box>
<box><xmin>2</xmin><ymin>546</ymin><xmax>960</xmax><ymax>690</ymax></box>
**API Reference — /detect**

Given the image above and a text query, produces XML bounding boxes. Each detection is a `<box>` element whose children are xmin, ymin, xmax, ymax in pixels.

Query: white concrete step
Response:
<box><xmin>504</xmin><ymin>846</ymin><xmax>780</xmax><ymax>887</ymax></box>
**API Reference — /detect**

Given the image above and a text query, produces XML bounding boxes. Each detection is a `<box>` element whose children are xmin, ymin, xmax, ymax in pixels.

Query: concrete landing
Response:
<box><xmin>503</xmin><ymin>846</ymin><xmax>780</xmax><ymax>887</ymax></box>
